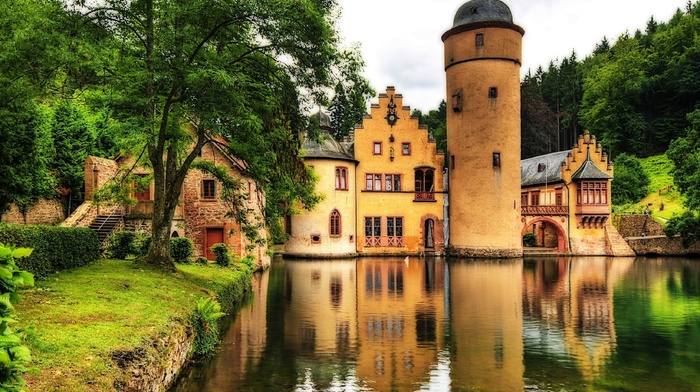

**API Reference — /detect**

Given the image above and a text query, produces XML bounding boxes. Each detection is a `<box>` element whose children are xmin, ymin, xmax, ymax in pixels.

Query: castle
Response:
<box><xmin>283</xmin><ymin>0</ymin><xmax>634</xmax><ymax>258</ymax></box>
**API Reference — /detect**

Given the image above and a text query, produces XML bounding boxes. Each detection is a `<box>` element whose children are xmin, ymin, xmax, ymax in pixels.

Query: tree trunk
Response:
<box><xmin>143</xmin><ymin>206</ymin><xmax>177</xmax><ymax>271</ymax></box>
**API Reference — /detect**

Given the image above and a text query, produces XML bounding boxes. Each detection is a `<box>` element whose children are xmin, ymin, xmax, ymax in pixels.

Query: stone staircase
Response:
<box><xmin>89</xmin><ymin>211</ymin><xmax>124</xmax><ymax>243</ymax></box>
<box><xmin>605</xmin><ymin>221</ymin><xmax>636</xmax><ymax>257</ymax></box>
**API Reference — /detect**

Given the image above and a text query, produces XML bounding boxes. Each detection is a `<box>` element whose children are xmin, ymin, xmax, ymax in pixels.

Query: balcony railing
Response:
<box><xmin>414</xmin><ymin>192</ymin><xmax>435</xmax><ymax>201</ymax></box>
<box><xmin>365</xmin><ymin>236</ymin><xmax>404</xmax><ymax>247</ymax></box>
<box><xmin>521</xmin><ymin>205</ymin><xmax>569</xmax><ymax>216</ymax></box>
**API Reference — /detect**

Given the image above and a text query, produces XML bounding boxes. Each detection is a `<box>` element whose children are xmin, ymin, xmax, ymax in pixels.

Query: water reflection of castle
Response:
<box><xmin>214</xmin><ymin>257</ymin><xmax>632</xmax><ymax>391</ymax></box>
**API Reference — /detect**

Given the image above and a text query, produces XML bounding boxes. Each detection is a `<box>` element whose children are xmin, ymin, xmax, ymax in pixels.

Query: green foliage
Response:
<box><xmin>169</xmin><ymin>237</ymin><xmax>193</xmax><ymax>264</ymax></box>
<box><xmin>195</xmin><ymin>257</ymin><xmax>209</xmax><ymax>265</ymax></box>
<box><xmin>61</xmin><ymin>0</ymin><xmax>371</xmax><ymax>269</ymax></box>
<box><xmin>612</xmin><ymin>153</ymin><xmax>651</xmax><ymax>205</ymax></box>
<box><xmin>521</xmin><ymin>82</ymin><xmax>558</xmax><ymax>158</ymax></box>
<box><xmin>190</xmin><ymin>297</ymin><xmax>225</xmax><ymax>356</ymax></box>
<box><xmin>664</xmin><ymin>211</ymin><xmax>700</xmax><ymax>248</ymax></box>
<box><xmin>210</xmin><ymin>243</ymin><xmax>230</xmax><ymax>267</ymax></box>
<box><xmin>106</xmin><ymin>231</ymin><xmax>140</xmax><ymax>260</ymax></box>
<box><xmin>51</xmin><ymin>100</ymin><xmax>95</xmax><ymax>198</ymax></box>
<box><xmin>239</xmin><ymin>255</ymin><xmax>256</xmax><ymax>271</ymax></box>
<box><xmin>667</xmin><ymin>114</ymin><xmax>700</xmax><ymax>211</ymax></box>
<box><xmin>523</xmin><ymin>233</ymin><xmax>536</xmax><ymax>247</ymax></box>
<box><xmin>0</xmin><ymin>224</ymin><xmax>99</xmax><ymax>278</ymax></box>
<box><xmin>0</xmin><ymin>243</ymin><xmax>35</xmax><ymax>390</ymax></box>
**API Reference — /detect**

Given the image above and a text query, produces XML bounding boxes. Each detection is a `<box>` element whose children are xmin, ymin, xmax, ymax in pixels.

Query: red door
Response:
<box><xmin>205</xmin><ymin>228</ymin><xmax>224</xmax><ymax>260</ymax></box>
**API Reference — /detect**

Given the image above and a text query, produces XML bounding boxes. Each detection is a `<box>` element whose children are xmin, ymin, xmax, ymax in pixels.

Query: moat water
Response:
<box><xmin>173</xmin><ymin>256</ymin><xmax>700</xmax><ymax>391</ymax></box>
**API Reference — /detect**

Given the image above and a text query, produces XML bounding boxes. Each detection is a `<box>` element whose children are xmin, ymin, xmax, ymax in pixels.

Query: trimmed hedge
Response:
<box><xmin>0</xmin><ymin>223</ymin><xmax>100</xmax><ymax>278</ymax></box>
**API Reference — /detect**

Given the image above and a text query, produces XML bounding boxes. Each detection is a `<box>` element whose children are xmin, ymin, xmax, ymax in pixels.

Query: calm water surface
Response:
<box><xmin>173</xmin><ymin>257</ymin><xmax>700</xmax><ymax>391</ymax></box>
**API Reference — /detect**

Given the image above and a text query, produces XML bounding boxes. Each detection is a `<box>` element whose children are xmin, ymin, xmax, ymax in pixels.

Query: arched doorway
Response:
<box><xmin>522</xmin><ymin>218</ymin><xmax>567</xmax><ymax>253</ymax></box>
<box><xmin>424</xmin><ymin>219</ymin><xmax>435</xmax><ymax>249</ymax></box>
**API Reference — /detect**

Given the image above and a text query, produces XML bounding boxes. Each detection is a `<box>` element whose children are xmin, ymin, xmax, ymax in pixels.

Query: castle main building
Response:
<box><xmin>282</xmin><ymin>0</ymin><xmax>634</xmax><ymax>258</ymax></box>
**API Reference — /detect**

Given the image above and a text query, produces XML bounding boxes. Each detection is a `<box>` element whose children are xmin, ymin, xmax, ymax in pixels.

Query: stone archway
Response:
<box><xmin>522</xmin><ymin>217</ymin><xmax>568</xmax><ymax>253</ymax></box>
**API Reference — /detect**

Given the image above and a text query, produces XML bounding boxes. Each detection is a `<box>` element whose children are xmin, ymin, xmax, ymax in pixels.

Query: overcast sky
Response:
<box><xmin>337</xmin><ymin>0</ymin><xmax>687</xmax><ymax>112</ymax></box>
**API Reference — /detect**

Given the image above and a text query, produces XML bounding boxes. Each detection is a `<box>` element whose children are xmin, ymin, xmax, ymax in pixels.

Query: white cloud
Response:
<box><xmin>338</xmin><ymin>0</ymin><xmax>686</xmax><ymax>112</ymax></box>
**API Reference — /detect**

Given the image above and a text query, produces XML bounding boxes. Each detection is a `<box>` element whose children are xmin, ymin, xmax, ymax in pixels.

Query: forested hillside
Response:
<box><xmin>522</xmin><ymin>1</ymin><xmax>700</xmax><ymax>159</ymax></box>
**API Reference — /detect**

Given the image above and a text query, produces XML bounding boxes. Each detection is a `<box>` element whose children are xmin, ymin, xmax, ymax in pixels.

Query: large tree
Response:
<box><xmin>69</xmin><ymin>0</ymin><xmax>370</xmax><ymax>270</ymax></box>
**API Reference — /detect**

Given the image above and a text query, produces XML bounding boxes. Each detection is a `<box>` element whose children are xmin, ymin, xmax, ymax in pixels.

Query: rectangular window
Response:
<box><xmin>373</xmin><ymin>142</ymin><xmax>382</xmax><ymax>155</ymax></box>
<box><xmin>555</xmin><ymin>190</ymin><xmax>563</xmax><ymax>206</ymax></box>
<box><xmin>493</xmin><ymin>152</ymin><xmax>501</xmax><ymax>167</ymax></box>
<box><xmin>577</xmin><ymin>181</ymin><xmax>608</xmax><ymax>205</ymax></box>
<box><xmin>202</xmin><ymin>179</ymin><xmax>216</xmax><ymax>199</ymax></box>
<box><xmin>402</xmin><ymin>143</ymin><xmax>411</xmax><ymax>156</ymax></box>
<box><xmin>387</xmin><ymin>217</ymin><xmax>403</xmax><ymax>247</ymax></box>
<box><xmin>387</xmin><ymin>217</ymin><xmax>403</xmax><ymax>237</ymax></box>
<box><xmin>366</xmin><ymin>174</ymin><xmax>382</xmax><ymax>191</ymax></box>
<box><xmin>365</xmin><ymin>217</ymin><xmax>381</xmax><ymax>247</ymax></box>
<box><xmin>451</xmin><ymin>155</ymin><xmax>455</xmax><ymax>170</ymax></box>
<box><xmin>335</xmin><ymin>167</ymin><xmax>348</xmax><ymax>190</ymax></box>
<box><xmin>521</xmin><ymin>193</ymin><xmax>528</xmax><ymax>206</ymax></box>
<box><xmin>476</xmin><ymin>33</ymin><xmax>484</xmax><ymax>46</ymax></box>
<box><xmin>385</xmin><ymin>174</ymin><xmax>401</xmax><ymax>192</ymax></box>
<box><xmin>530</xmin><ymin>191</ymin><xmax>540</xmax><ymax>206</ymax></box>
<box><xmin>489</xmin><ymin>87</ymin><xmax>498</xmax><ymax>98</ymax></box>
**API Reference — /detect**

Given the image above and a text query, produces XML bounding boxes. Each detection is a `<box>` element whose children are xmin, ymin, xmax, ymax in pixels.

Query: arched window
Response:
<box><xmin>414</xmin><ymin>168</ymin><xmax>435</xmax><ymax>201</ymax></box>
<box><xmin>335</xmin><ymin>167</ymin><xmax>348</xmax><ymax>190</ymax></box>
<box><xmin>330</xmin><ymin>209</ymin><xmax>341</xmax><ymax>237</ymax></box>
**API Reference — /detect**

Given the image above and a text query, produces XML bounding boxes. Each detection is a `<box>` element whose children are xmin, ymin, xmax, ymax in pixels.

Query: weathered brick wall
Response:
<box><xmin>613</xmin><ymin>214</ymin><xmax>664</xmax><ymax>238</ymax></box>
<box><xmin>1</xmin><ymin>200</ymin><xmax>64</xmax><ymax>225</ymax></box>
<box><xmin>182</xmin><ymin>143</ymin><xmax>268</xmax><ymax>266</ymax></box>
<box><xmin>627</xmin><ymin>235</ymin><xmax>700</xmax><ymax>256</ymax></box>
<box><xmin>85</xmin><ymin>156</ymin><xmax>121</xmax><ymax>201</ymax></box>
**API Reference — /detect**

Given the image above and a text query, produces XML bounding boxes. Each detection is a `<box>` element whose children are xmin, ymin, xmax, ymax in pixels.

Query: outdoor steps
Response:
<box><xmin>605</xmin><ymin>221</ymin><xmax>636</xmax><ymax>257</ymax></box>
<box><xmin>89</xmin><ymin>214</ymin><xmax>124</xmax><ymax>243</ymax></box>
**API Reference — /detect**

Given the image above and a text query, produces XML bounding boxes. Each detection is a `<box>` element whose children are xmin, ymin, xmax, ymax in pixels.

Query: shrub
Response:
<box><xmin>0</xmin><ymin>243</ymin><xmax>35</xmax><ymax>390</ymax></box>
<box><xmin>239</xmin><ymin>255</ymin><xmax>256</xmax><ymax>271</ymax></box>
<box><xmin>523</xmin><ymin>232</ymin><xmax>536</xmax><ymax>247</ymax></box>
<box><xmin>139</xmin><ymin>235</ymin><xmax>152</xmax><ymax>257</ymax></box>
<box><xmin>210</xmin><ymin>243</ymin><xmax>230</xmax><ymax>267</ymax></box>
<box><xmin>0</xmin><ymin>224</ymin><xmax>99</xmax><ymax>278</ymax></box>
<box><xmin>170</xmin><ymin>237</ymin><xmax>193</xmax><ymax>263</ymax></box>
<box><xmin>190</xmin><ymin>297</ymin><xmax>225</xmax><ymax>356</ymax></box>
<box><xmin>195</xmin><ymin>256</ymin><xmax>209</xmax><ymax>265</ymax></box>
<box><xmin>106</xmin><ymin>231</ymin><xmax>140</xmax><ymax>259</ymax></box>
<box><xmin>611</xmin><ymin>153</ymin><xmax>650</xmax><ymax>205</ymax></box>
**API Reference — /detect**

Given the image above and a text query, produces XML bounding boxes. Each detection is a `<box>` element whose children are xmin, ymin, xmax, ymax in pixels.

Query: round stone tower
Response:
<box><xmin>443</xmin><ymin>0</ymin><xmax>523</xmax><ymax>257</ymax></box>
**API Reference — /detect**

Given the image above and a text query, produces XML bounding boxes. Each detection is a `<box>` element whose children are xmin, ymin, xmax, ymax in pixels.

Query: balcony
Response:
<box><xmin>414</xmin><ymin>192</ymin><xmax>435</xmax><ymax>202</ymax></box>
<box><xmin>521</xmin><ymin>205</ymin><xmax>569</xmax><ymax>216</ymax></box>
<box><xmin>575</xmin><ymin>204</ymin><xmax>609</xmax><ymax>215</ymax></box>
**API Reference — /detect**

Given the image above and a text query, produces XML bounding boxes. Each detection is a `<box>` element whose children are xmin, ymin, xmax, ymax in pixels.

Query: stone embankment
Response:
<box><xmin>614</xmin><ymin>214</ymin><xmax>700</xmax><ymax>256</ymax></box>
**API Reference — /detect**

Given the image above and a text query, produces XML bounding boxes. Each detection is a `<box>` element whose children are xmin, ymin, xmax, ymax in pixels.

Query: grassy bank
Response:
<box><xmin>15</xmin><ymin>259</ymin><xmax>251</xmax><ymax>391</ymax></box>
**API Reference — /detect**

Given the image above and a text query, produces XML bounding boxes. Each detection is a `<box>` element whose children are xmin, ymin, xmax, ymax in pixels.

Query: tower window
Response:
<box><xmin>330</xmin><ymin>210</ymin><xmax>341</xmax><ymax>237</ymax></box>
<box><xmin>476</xmin><ymin>33</ymin><xmax>484</xmax><ymax>46</ymax></box>
<box><xmin>493</xmin><ymin>152</ymin><xmax>501</xmax><ymax>167</ymax></box>
<box><xmin>489</xmin><ymin>87</ymin><xmax>498</xmax><ymax>98</ymax></box>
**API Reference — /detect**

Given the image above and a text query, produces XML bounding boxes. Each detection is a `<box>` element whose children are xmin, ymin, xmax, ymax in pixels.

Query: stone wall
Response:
<box><xmin>1</xmin><ymin>200</ymin><xmax>64</xmax><ymax>225</ymax></box>
<box><xmin>627</xmin><ymin>235</ymin><xmax>700</xmax><ymax>256</ymax></box>
<box><xmin>613</xmin><ymin>214</ymin><xmax>664</xmax><ymax>238</ymax></box>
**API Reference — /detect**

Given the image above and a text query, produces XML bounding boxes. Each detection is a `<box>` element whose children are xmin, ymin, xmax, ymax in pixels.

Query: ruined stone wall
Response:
<box><xmin>627</xmin><ymin>235</ymin><xmax>700</xmax><ymax>256</ymax></box>
<box><xmin>613</xmin><ymin>214</ymin><xmax>664</xmax><ymax>238</ymax></box>
<box><xmin>1</xmin><ymin>200</ymin><xmax>64</xmax><ymax>225</ymax></box>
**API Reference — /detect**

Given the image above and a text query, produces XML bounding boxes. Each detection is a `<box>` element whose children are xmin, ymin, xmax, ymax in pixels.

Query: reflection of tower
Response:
<box><xmin>443</xmin><ymin>0</ymin><xmax>524</xmax><ymax>257</ymax></box>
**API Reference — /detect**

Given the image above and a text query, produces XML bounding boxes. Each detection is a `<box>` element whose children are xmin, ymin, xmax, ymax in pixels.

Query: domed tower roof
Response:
<box><xmin>314</xmin><ymin>110</ymin><xmax>332</xmax><ymax>132</ymax></box>
<box><xmin>453</xmin><ymin>0</ymin><xmax>513</xmax><ymax>27</ymax></box>
<box><xmin>303</xmin><ymin>132</ymin><xmax>356</xmax><ymax>162</ymax></box>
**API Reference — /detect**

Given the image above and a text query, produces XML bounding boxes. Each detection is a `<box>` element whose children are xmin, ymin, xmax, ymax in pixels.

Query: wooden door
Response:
<box><xmin>205</xmin><ymin>228</ymin><xmax>224</xmax><ymax>260</ymax></box>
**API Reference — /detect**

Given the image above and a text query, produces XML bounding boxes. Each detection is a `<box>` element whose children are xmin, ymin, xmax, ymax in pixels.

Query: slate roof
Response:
<box><xmin>302</xmin><ymin>132</ymin><xmax>356</xmax><ymax>162</ymax></box>
<box><xmin>520</xmin><ymin>150</ymin><xmax>569</xmax><ymax>187</ymax></box>
<box><xmin>453</xmin><ymin>0</ymin><xmax>513</xmax><ymax>27</ymax></box>
<box><xmin>572</xmin><ymin>157</ymin><xmax>614</xmax><ymax>180</ymax></box>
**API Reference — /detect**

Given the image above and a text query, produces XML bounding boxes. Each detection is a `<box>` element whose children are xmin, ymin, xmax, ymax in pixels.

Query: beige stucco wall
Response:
<box><xmin>285</xmin><ymin>156</ymin><xmax>358</xmax><ymax>257</ymax></box>
<box><xmin>444</xmin><ymin>25</ymin><xmax>523</xmax><ymax>257</ymax></box>
<box><xmin>354</xmin><ymin>88</ymin><xmax>445</xmax><ymax>255</ymax></box>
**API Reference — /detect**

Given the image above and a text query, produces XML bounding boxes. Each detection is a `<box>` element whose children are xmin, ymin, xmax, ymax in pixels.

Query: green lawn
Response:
<box><xmin>615</xmin><ymin>154</ymin><xmax>686</xmax><ymax>223</ymax></box>
<box><xmin>15</xmin><ymin>259</ymin><xmax>250</xmax><ymax>392</ymax></box>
